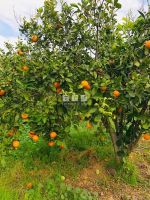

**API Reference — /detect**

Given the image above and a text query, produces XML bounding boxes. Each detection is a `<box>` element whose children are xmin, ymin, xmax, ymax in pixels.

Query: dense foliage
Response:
<box><xmin>0</xmin><ymin>0</ymin><xmax>149</xmax><ymax>162</ymax></box>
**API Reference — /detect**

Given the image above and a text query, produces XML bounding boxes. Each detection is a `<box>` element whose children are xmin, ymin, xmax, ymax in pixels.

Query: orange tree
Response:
<box><xmin>0</xmin><ymin>0</ymin><xmax>149</xmax><ymax>163</ymax></box>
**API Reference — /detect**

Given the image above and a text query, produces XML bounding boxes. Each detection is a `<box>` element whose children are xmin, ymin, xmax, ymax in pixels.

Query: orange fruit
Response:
<box><xmin>113</xmin><ymin>90</ymin><xmax>120</xmax><ymax>97</ymax></box>
<box><xmin>50</xmin><ymin>131</ymin><xmax>57</xmax><ymax>139</ymax></box>
<box><xmin>84</xmin><ymin>84</ymin><xmax>91</xmax><ymax>90</ymax></box>
<box><xmin>143</xmin><ymin>134</ymin><xmax>150</xmax><ymax>140</ymax></box>
<box><xmin>144</xmin><ymin>40</ymin><xmax>150</xmax><ymax>49</ymax></box>
<box><xmin>31</xmin><ymin>35</ymin><xmax>38</xmax><ymax>42</ymax></box>
<box><xmin>56</xmin><ymin>88</ymin><xmax>62</xmax><ymax>94</ymax></box>
<box><xmin>86</xmin><ymin>122</ymin><xmax>93</xmax><ymax>129</ymax></box>
<box><xmin>100</xmin><ymin>86</ymin><xmax>107</xmax><ymax>93</ymax></box>
<box><xmin>29</xmin><ymin>131</ymin><xmax>36</xmax><ymax>138</ymax></box>
<box><xmin>53</xmin><ymin>82</ymin><xmax>61</xmax><ymax>89</ymax></box>
<box><xmin>12</xmin><ymin>140</ymin><xmax>20</xmax><ymax>149</ymax></box>
<box><xmin>17</xmin><ymin>49</ymin><xmax>24</xmax><ymax>55</ymax></box>
<box><xmin>48</xmin><ymin>141</ymin><xmax>55</xmax><ymax>147</ymax></box>
<box><xmin>0</xmin><ymin>89</ymin><xmax>5</xmax><ymax>96</ymax></box>
<box><xmin>26</xmin><ymin>182</ymin><xmax>33</xmax><ymax>189</ymax></box>
<box><xmin>21</xmin><ymin>113</ymin><xmax>29</xmax><ymax>119</ymax></box>
<box><xmin>81</xmin><ymin>80</ymin><xmax>89</xmax><ymax>87</ymax></box>
<box><xmin>81</xmin><ymin>80</ymin><xmax>91</xmax><ymax>89</ymax></box>
<box><xmin>21</xmin><ymin>66</ymin><xmax>29</xmax><ymax>71</ymax></box>
<box><xmin>32</xmin><ymin>135</ymin><xmax>39</xmax><ymax>142</ymax></box>
<box><xmin>118</xmin><ymin>107</ymin><xmax>123</xmax><ymax>113</ymax></box>
<box><xmin>7</xmin><ymin>131</ymin><xmax>14</xmax><ymax>137</ymax></box>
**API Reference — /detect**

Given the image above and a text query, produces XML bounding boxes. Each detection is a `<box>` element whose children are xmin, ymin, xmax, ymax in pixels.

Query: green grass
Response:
<box><xmin>1</xmin><ymin>123</ymin><xmax>148</xmax><ymax>199</ymax></box>
<box><xmin>117</xmin><ymin>158</ymin><xmax>139</xmax><ymax>185</ymax></box>
<box><xmin>0</xmin><ymin>161</ymin><xmax>98</xmax><ymax>200</ymax></box>
<box><xmin>0</xmin><ymin>187</ymin><xmax>18</xmax><ymax>200</ymax></box>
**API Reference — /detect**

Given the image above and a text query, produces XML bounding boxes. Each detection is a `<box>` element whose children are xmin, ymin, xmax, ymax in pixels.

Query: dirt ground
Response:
<box><xmin>65</xmin><ymin>139</ymin><xmax>150</xmax><ymax>200</ymax></box>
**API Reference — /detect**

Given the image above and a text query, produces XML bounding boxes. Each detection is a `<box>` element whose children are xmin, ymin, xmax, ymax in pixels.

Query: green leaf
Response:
<box><xmin>99</xmin><ymin>108</ymin><xmax>112</xmax><ymax>116</ymax></box>
<box><xmin>94</xmin><ymin>116</ymin><xmax>100</xmax><ymax>122</ymax></box>
<box><xmin>134</xmin><ymin>61</ymin><xmax>140</xmax><ymax>67</ymax></box>
<box><xmin>89</xmin><ymin>107</ymin><xmax>97</xmax><ymax>114</ymax></box>
<box><xmin>70</xmin><ymin>3</ymin><xmax>79</xmax><ymax>8</ymax></box>
<box><xmin>128</xmin><ymin>91</ymin><xmax>135</xmax><ymax>97</ymax></box>
<box><xmin>37</xmin><ymin>7</ymin><xmax>43</xmax><ymax>14</ymax></box>
<box><xmin>116</xmin><ymin>3</ymin><xmax>121</xmax><ymax>9</ymax></box>
<box><xmin>108</xmin><ymin>117</ymin><xmax>116</xmax><ymax>131</ymax></box>
<box><xmin>114</xmin><ymin>0</ymin><xmax>121</xmax><ymax>9</ymax></box>
<box><xmin>106</xmin><ymin>0</ymin><xmax>112</xmax><ymax>3</ymax></box>
<box><xmin>138</xmin><ymin>10</ymin><xmax>145</xmax><ymax>19</ymax></box>
<box><xmin>0</xmin><ymin>101</ymin><xmax>4</xmax><ymax>108</ymax></box>
<box><xmin>142</xmin><ymin>123</ymin><xmax>150</xmax><ymax>129</ymax></box>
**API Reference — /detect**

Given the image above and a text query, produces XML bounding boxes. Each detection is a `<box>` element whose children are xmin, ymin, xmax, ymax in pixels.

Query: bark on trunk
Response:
<box><xmin>109</xmin><ymin>127</ymin><xmax>122</xmax><ymax>164</ymax></box>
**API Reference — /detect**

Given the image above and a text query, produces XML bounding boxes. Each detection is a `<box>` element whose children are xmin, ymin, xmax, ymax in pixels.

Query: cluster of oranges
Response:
<box><xmin>29</xmin><ymin>131</ymin><xmax>39</xmax><ymax>142</ymax></box>
<box><xmin>81</xmin><ymin>80</ymin><xmax>120</xmax><ymax>97</ymax></box>
<box><xmin>17</xmin><ymin>35</ymin><xmax>38</xmax><ymax>71</ymax></box>
<box><xmin>53</xmin><ymin>82</ymin><xmax>62</xmax><ymax>94</ymax></box>
<box><xmin>2</xmin><ymin>39</ymin><xmax>150</xmax><ymax>150</ymax></box>
<box><xmin>10</xmin><ymin>113</ymin><xmax>65</xmax><ymax>149</ymax></box>
<box><xmin>48</xmin><ymin>131</ymin><xmax>64</xmax><ymax>149</ymax></box>
<box><xmin>81</xmin><ymin>80</ymin><xmax>91</xmax><ymax>90</ymax></box>
<box><xmin>48</xmin><ymin>132</ymin><xmax>57</xmax><ymax>147</ymax></box>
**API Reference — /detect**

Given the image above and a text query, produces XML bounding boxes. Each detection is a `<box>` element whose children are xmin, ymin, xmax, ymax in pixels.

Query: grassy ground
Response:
<box><xmin>0</xmin><ymin>124</ymin><xmax>149</xmax><ymax>200</ymax></box>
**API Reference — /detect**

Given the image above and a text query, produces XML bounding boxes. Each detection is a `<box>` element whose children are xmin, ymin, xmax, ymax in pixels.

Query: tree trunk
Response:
<box><xmin>109</xmin><ymin>128</ymin><xmax>122</xmax><ymax>164</ymax></box>
<box><xmin>104</xmin><ymin>118</ymin><xmax>122</xmax><ymax>164</ymax></box>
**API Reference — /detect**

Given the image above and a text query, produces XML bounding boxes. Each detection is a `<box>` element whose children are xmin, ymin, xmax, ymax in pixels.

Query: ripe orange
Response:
<box><xmin>21</xmin><ymin>113</ymin><xmax>29</xmax><ymax>119</ymax></box>
<box><xmin>26</xmin><ymin>182</ymin><xmax>33</xmax><ymax>189</ymax></box>
<box><xmin>100</xmin><ymin>86</ymin><xmax>107</xmax><ymax>93</ymax></box>
<box><xmin>17</xmin><ymin>49</ymin><xmax>24</xmax><ymax>55</ymax></box>
<box><xmin>144</xmin><ymin>40</ymin><xmax>150</xmax><ymax>49</ymax></box>
<box><xmin>56</xmin><ymin>88</ymin><xmax>62</xmax><ymax>94</ymax></box>
<box><xmin>31</xmin><ymin>35</ymin><xmax>38</xmax><ymax>42</ymax></box>
<box><xmin>29</xmin><ymin>131</ymin><xmax>36</xmax><ymax>138</ymax></box>
<box><xmin>86</xmin><ymin>122</ymin><xmax>93</xmax><ymax>129</ymax></box>
<box><xmin>50</xmin><ymin>131</ymin><xmax>57</xmax><ymax>139</ymax></box>
<box><xmin>32</xmin><ymin>135</ymin><xmax>39</xmax><ymax>142</ymax></box>
<box><xmin>113</xmin><ymin>90</ymin><xmax>120</xmax><ymax>97</ymax></box>
<box><xmin>81</xmin><ymin>80</ymin><xmax>91</xmax><ymax>90</ymax></box>
<box><xmin>81</xmin><ymin>80</ymin><xmax>89</xmax><ymax>87</ymax></box>
<box><xmin>0</xmin><ymin>89</ymin><xmax>5</xmax><ymax>96</ymax></box>
<box><xmin>21</xmin><ymin>66</ymin><xmax>29</xmax><ymax>71</ymax></box>
<box><xmin>53</xmin><ymin>82</ymin><xmax>60</xmax><ymax>88</ymax></box>
<box><xmin>48</xmin><ymin>141</ymin><xmax>55</xmax><ymax>147</ymax></box>
<box><xmin>84</xmin><ymin>84</ymin><xmax>91</xmax><ymax>90</ymax></box>
<box><xmin>12</xmin><ymin>140</ymin><xmax>20</xmax><ymax>149</ymax></box>
<box><xmin>143</xmin><ymin>134</ymin><xmax>150</xmax><ymax>140</ymax></box>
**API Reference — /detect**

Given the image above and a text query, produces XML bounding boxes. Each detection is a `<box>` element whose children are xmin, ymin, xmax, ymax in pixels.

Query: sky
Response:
<box><xmin>0</xmin><ymin>0</ymin><xmax>148</xmax><ymax>49</ymax></box>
